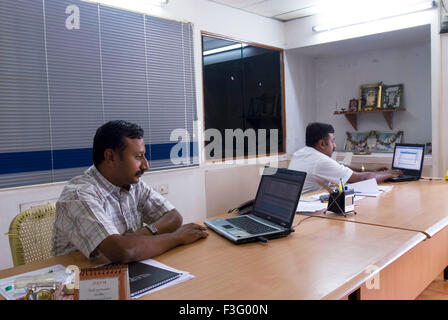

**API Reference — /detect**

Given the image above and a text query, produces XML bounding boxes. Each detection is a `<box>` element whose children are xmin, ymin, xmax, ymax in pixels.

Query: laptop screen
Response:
<box><xmin>392</xmin><ymin>144</ymin><xmax>425</xmax><ymax>173</ymax></box>
<box><xmin>252</xmin><ymin>168</ymin><xmax>306</xmax><ymax>228</ymax></box>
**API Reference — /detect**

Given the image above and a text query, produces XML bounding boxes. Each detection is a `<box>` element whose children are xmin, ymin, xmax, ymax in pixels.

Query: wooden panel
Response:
<box><xmin>360</xmin><ymin>225</ymin><xmax>448</xmax><ymax>299</ymax></box>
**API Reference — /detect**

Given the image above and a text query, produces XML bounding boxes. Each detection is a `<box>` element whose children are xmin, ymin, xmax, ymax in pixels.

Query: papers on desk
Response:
<box><xmin>347</xmin><ymin>178</ymin><xmax>393</xmax><ymax>197</ymax></box>
<box><xmin>0</xmin><ymin>264</ymin><xmax>71</xmax><ymax>300</ymax></box>
<box><xmin>130</xmin><ymin>259</ymin><xmax>194</xmax><ymax>299</ymax></box>
<box><xmin>297</xmin><ymin>201</ymin><xmax>328</xmax><ymax>213</ymax></box>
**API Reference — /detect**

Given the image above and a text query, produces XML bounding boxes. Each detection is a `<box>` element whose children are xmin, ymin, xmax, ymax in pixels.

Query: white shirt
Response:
<box><xmin>51</xmin><ymin>166</ymin><xmax>174</xmax><ymax>259</ymax></box>
<box><xmin>288</xmin><ymin>146</ymin><xmax>353</xmax><ymax>194</ymax></box>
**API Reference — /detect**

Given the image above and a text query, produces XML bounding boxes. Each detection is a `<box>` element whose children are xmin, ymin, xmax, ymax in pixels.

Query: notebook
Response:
<box><xmin>204</xmin><ymin>167</ymin><xmax>306</xmax><ymax>244</ymax></box>
<box><xmin>387</xmin><ymin>143</ymin><xmax>425</xmax><ymax>182</ymax></box>
<box><xmin>128</xmin><ymin>262</ymin><xmax>181</xmax><ymax>298</ymax></box>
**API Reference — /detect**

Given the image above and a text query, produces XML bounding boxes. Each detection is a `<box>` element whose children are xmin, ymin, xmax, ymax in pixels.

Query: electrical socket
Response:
<box><xmin>151</xmin><ymin>184</ymin><xmax>169</xmax><ymax>195</ymax></box>
<box><xmin>158</xmin><ymin>184</ymin><xmax>169</xmax><ymax>195</ymax></box>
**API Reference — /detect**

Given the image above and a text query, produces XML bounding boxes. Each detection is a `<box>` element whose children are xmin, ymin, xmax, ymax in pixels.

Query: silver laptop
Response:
<box><xmin>387</xmin><ymin>143</ymin><xmax>425</xmax><ymax>182</ymax></box>
<box><xmin>204</xmin><ymin>167</ymin><xmax>306</xmax><ymax>244</ymax></box>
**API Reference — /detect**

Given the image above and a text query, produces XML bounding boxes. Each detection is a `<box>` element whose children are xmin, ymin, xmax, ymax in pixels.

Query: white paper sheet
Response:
<box><xmin>347</xmin><ymin>178</ymin><xmax>381</xmax><ymax>197</ymax></box>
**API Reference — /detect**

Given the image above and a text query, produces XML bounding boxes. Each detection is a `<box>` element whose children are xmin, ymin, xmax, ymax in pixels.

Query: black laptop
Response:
<box><xmin>387</xmin><ymin>143</ymin><xmax>425</xmax><ymax>182</ymax></box>
<box><xmin>204</xmin><ymin>167</ymin><xmax>306</xmax><ymax>244</ymax></box>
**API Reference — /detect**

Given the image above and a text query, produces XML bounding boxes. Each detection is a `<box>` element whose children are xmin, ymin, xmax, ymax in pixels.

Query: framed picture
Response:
<box><xmin>344</xmin><ymin>132</ymin><xmax>368</xmax><ymax>152</ymax></box>
<box><xmin>345</xmin><ymin>131</ymin><xmax>403</xmax><ymax>153</ymax></box>
<box><xmin>374</xmin><ymin>131</ymin><xmax>403</xmax><ymax>152</ymax></box>
<box><xmin>382</xmin><ymin>84</ymin><xmax>403</xmax><ymax>109</ymax></box>
<box><xmin>358</xmin><ymin>82</ymin><xmax>382</xmax><ymax>111</ymax></box>
<box><xmin>349</xmin><ymin>98</ymin><xmax>358</xmax><ymax>112</ymax></box>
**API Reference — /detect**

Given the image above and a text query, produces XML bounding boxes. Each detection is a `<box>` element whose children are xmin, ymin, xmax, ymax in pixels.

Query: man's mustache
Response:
<box><xmin>136</xmin><ymin>170</ymin><xmax>146</xmax><ymax>177</ymax></box>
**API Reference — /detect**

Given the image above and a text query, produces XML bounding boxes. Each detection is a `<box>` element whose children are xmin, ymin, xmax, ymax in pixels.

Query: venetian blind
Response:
<box><xmin>0</xmin><ymin>0</ymin><xmax>198</xmax><ymax>189</ymax></box>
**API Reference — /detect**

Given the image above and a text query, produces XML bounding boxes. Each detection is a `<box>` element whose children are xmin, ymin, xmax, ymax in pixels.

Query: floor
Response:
<box><xmin>416</xmin><ymin>273</ymin><xmax>448</xmax><ymax>300</ymax></box>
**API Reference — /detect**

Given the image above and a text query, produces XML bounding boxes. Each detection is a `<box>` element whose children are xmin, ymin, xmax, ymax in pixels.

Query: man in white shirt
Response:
<box><xmin>288</xmin><ymin>122</ymin><xmax>401</xmax><ymax>194</ymax></box>
<box><xmin>52</xmin><ymin>120</ymin><xmax>208</xmax><ymax>263</ymax></box>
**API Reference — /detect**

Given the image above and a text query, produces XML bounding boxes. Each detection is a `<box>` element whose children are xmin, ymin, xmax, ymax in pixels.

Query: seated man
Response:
<box><xmin>51</xmin><ymin>120</ymin><xmax>208</xmax><ymax>263</ymax></box>
<box><xmin>288</xmin><ymin>122</ymin><xmax>401</xmax><ymax>194</ymax></box>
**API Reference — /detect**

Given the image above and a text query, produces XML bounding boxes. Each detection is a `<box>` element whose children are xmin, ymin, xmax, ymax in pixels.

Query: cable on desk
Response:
<box><xmin>293</xmin><ymin>216</ymin><xmax>313</xmax><ymax>228</ymax></box>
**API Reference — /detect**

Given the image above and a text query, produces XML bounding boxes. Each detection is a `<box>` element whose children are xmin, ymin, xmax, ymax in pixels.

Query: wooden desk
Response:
<box><xmin>304</xmin><ymin>180</ymin><xmax>448</xmax><ymax>237</ymax></box>
<box><xmin>0</xmin><ymin>216</ymin><xmax>423</xmax><ymax>300</ymax></box>
<box><xmin>299</xmin><ymin>180</ymin><xmax>448</xmax><ymax>299</ymax></box>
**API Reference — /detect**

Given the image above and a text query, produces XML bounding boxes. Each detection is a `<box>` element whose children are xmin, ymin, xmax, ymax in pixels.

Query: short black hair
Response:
<box><xmin>305</xmin><ymin>122</ymin><xmax>335</xmax><ymax>147</ymax></box>
<box><xmin>93</xmin><ymin>120</ymin><xmax>144</xmax><ymax>166</ymax></box>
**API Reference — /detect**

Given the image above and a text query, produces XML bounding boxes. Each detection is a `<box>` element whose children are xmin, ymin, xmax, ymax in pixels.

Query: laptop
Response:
<box><xmin>204</xmin><ymin>167</ymin><xmax>306</xmax><ymax>244</ymax></box>
<box><xmin>387</xmin><ymin>143</ymin><xmax>425</xmax><ymax>182</ymax></box>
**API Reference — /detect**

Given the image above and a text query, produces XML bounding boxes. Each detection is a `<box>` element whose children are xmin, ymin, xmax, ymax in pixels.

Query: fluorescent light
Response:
<box><xmin>312</xmin><ymin>0</ymin><xmax>436</xmax><ymax>32</ymax></box>
<box><xmin>147</xmin><ymin>0</ymin><xmax>168</xmax><ymax>6</ymax></box>
<box><xmin>203</xmin><ymin>43</ymin><xmax>248</xmax><ymax>56</ymax></box>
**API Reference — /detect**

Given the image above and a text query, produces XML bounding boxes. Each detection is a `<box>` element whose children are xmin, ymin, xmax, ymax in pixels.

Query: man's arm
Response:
<box><xmin>126</xmin><ymin>209</ymin><xmax>183</xmax><ymax>237</ymax></box>
<box><xmin>347</xmin><ymin>170</ymin><xmax>402</xmax><ymax>184</ymax></box>
<box><xmin>97</xmin><ymin>222</ymin><xmax>208</xmax><ymax>264</ymax></box>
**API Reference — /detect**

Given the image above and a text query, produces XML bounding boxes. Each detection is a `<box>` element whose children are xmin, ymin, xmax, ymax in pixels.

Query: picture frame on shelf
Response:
<box><xmin>381</xmin><ymin>84</ymin><xmax>403</xmax><ymax>109</ymax></box>
<box><xmin>359</xmin><ymin>82</ymin><xmax>382</xmax><ymax>111</ymax></box>
<box><xmin>349</xmin><ymin>98</ymin><xmax>358</xmax><ymax>112</ymax></box>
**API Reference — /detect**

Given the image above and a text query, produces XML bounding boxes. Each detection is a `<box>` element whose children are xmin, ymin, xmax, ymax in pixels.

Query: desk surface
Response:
<box><xmin>0</xmin><ymin>216</ymin><xmax>423</xmax><ymax>300</ymax></box>
<box><xmin>304</xmin><ymin>180</ymin><xmax>448</xmax><ymax>237</ymax></box>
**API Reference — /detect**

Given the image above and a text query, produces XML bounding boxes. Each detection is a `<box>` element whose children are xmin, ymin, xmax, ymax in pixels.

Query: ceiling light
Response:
<box><xmin>312</xmin><ymin>0</ymin><xmax>436</xmax><ymax>32</ymax></box>
<box><xmin>203</xmin><ymin>44</ymin><xmax>248</xmax><ymax>56</ymax></box>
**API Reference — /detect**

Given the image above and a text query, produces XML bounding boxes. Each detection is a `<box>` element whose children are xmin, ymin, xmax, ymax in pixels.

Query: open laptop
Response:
<box><xmin>387</xmin><ymin>143</ymin><xmax>425</xmax><ymax>182</ymax></box>
<box><xmin>204</xmin><ymin>167</ymin><xmax>306</xmax><ymax>244</ymax></box>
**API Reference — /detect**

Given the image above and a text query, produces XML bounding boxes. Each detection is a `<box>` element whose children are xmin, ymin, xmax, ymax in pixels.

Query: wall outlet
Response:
<box><xmin>158</xmin><ymin>184</ymin><xmax>169</xmax><ymax>195</ymax></box>
<box><xmin>151</xmin><ymin>184</ymin><xmax>169</xmax><ymax>195</ymax></box>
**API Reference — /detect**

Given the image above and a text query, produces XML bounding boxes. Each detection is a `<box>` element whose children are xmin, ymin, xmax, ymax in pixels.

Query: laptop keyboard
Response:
<box><xmin>228</xmin><ymin>216</ymin><xmax>278</xmax><ymax>234</ymax></box>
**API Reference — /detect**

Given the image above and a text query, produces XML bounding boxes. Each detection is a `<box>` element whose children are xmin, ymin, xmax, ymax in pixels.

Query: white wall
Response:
<box><xmin>284</xmin><ymin>52</ymin><xmax>316</xmax><ymax>153</ymax></box>
<box><xmin>315</xmin><ymin>41</ymin><xmax>431</xmax><ymax>150</ymax></box>
<box><xmin>284</xmin><ymin>7</ymin><xmax>441</xmax><ymax>175</ymax></box>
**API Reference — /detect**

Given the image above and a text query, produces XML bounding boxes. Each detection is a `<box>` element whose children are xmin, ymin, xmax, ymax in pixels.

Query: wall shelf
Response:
<box><xmin>334</xmin><ymin>108</ymin><xmax>405</xmax><ymax>131</ymax></box>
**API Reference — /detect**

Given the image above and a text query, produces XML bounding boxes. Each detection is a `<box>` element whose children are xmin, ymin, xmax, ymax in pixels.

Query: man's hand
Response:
<box><xmin>174</xmin><ymin>223</ymin><xmax>209</xmax><ymax>245</ymax></box>
<box><xmin>388</xmin><ymin>169</ymin><xmax>403</xmax><ymax>178</ymax></box>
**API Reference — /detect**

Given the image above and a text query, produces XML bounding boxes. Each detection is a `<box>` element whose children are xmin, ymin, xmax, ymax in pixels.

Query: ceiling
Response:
<box><xmin>207</xmin><ymin>0</ymin><xmax>432</xmax><ymax>22</ymax></box>
<box><xmin>289</xmin><ymin>24</ymin><xmax>431</xmax><ymax>58</ymax></box>
<box><xmin>207</xmin><ymin>0</ymin><xmax>319</xmax><ymax>21</ymax></box>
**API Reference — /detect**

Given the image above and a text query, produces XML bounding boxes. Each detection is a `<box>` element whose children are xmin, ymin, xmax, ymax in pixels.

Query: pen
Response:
<box><xmin>5</xmin><ymin>285</ymin><xmax>12</xmax><ymax>291</ymax></box>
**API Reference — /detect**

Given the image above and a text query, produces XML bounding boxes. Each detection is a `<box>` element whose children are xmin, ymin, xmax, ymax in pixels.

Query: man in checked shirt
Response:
<box><xmin>51</xmin><ymin>120</ymin><xmax>208</xmax><ymax>263</ymax></box>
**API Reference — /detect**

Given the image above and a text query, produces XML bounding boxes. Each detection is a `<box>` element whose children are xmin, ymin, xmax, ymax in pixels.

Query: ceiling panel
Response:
<box><xmin>244</xmin><ymin>0</ymin><xmax>316</xmax><ymax>18</ymax></box>
<box><xmin>208</xmin><ymin>0</ymin><xmax>268</xmax><ymax>9</ymax></box>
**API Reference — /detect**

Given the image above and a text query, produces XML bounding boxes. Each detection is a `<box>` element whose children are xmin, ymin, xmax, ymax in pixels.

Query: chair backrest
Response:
<box><xmin>8</xmin><ymin>203</ymin><xmax>56</xmax><ymax>267</ymax></box>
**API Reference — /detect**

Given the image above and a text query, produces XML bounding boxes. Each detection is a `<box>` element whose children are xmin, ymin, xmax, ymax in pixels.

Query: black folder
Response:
<box><xmin>128</xmin><ymin>262</ymin><xmax>181</xmax><ymax>297</ymax></box>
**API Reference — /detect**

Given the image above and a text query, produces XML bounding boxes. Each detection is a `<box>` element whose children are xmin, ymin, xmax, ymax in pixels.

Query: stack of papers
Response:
<box><xmin>347</xmin><ymin>178</ymin><xmax>393</xmax><ymax>197</ymax></box>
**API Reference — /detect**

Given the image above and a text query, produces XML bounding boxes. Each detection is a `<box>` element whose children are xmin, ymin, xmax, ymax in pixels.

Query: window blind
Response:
<box><xmin>0</xmin><ymin>0</ymin><xmax>198</xmax><ymax>189</ymax></box>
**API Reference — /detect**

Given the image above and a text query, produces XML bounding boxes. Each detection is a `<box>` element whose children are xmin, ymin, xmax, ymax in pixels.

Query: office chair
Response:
<box><xmin>7</xmin><ymin>203</ymin><xmax>56</xmax><ymax>267</ymax></box>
